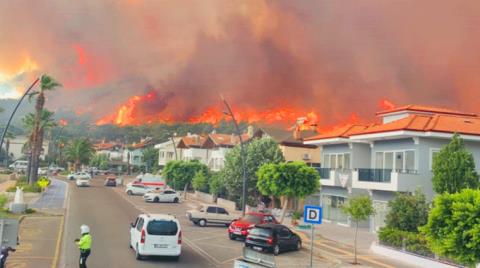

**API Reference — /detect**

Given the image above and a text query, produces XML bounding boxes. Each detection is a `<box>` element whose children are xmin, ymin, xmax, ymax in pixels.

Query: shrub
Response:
<box><xmin>7</xmin><ymin>178</ymin><xmax>42</xmax><ymax>193</ymax></box>
<box><xmin>291</xmin><ymin>211</ymin><xmax>302</xmax><ymax>220</ymax></box>
<box><xmin>378</xmin><ymin>227</ymin><xmax>406</xmax><ymax>248</ymax></box>
<box><xmin>192</xmin><ymin>171</ymin><xmax>208</xmax><ymax>193</ymax></box>
<box><xmin>378</xmin><ymin>227</ymin><xmax>434</xmax><ymax>257</ymax></box>
<box><xmin>0</xmin><ymin>194</ymin><xmax>8</xmax><ymax>208</ymax></box>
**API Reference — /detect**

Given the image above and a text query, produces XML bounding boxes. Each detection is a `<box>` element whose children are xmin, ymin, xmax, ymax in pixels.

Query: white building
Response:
<box><xmin>155</xmin><ymin>138</ymin><xmax>183</xmax><ymax>168</ymax></box>
<box><xmin>93</xmin><ymin>142</ymin><xmax>123</xmax><ymax>161</ymax></box>
<box><xmin>8</xmin><ymin>135</ymin><xmax>49</xmax><ymax>160</ymax></box>
<box><xmin>122</xmin><ymin>137</ymin><xmax>154</xmax><ymax>167</ymax></box>
<box><xmin>177</xmin><ymin>134</ymin><xmax>209</xmax><ymax>164</ymax></box>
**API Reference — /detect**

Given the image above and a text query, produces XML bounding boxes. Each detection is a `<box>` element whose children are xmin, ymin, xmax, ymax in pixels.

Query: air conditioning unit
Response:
<box><xmin>302</xmin><ymin>154</ymin><xmax>311</xmax><ymax>160</ymax></box>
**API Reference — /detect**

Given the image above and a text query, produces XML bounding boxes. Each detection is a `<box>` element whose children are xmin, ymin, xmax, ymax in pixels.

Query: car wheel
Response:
<box><xmin>199</xmin><ymin>219</ymin><xmax>207</xmax><ymax>227</ymax></box>
<box><xmin>154</xmin><ymin>197</ymin><xmax>159</xmax><ymax>203</ymax></box>
<box><xmin>127</xmin><ymin>190</ymin><xmax>133</xmax><ymax>196</ymax></box>
<box><xmin>173</xmin><ymin>197</ymin><xmax>179</xmax><ymax>203</ymax></box>
<box><xmin>229</xmin><ymin>233</ymin><xmax>236</xmax><ymax>240</ymax></box>
<box><xmin>273</xmin><ymin>245</ymin><xmax>280</xmax><ymax>256</ymax></box>
<box><xmin>135</xmin><ymin>245</ymin><xmax>143</xmax><ymax>260</ymax></box>
<box><xmin>296</xmin><ymin>240</ymin><xmax>302</xmax><ymax>251</ymax></box>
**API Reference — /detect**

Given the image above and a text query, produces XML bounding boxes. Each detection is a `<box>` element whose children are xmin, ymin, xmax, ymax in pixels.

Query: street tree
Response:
<box><xmin>222</xmin><ymin>137</ymin><xmax>284</xmax><ymax>206</ymax></box>
<box><xmin>209</xmin><ymin>171</ymin><xmax>226</xmax><ymax>198</ymax></box>
<box><xmin>432</xmin><ymin>134</ymin><xmax>479</xmax><ymax>194</ymax></box>
<box><xmin>28</xmin><ymin>75</ymin><xmax>61</xmax><ymax>183</ymax></box>
<box><xmin>66</xmin><ymin>138</ymin><xmax>94</xmax><ymax>171</ymax></box>
<box><xmin>342</xmin><ymin>195</ymin><xmax>375</xmax><ymax>265</ymax></box>
<box><xmin>23</xmin><ymin>109</ymin><xmax>56</xmax><ymax>183</ymax></box>
<box><xmin>89</xmin><ymin>154</ymin><xmax>109</xmax><ymax>170</ymax></box>
<box><xmin>421</xmin><ymin>189</ymin><xmax>480</xmax><ymax>267</ymax></box>
<box><xmin>163</xmin><ymin>160</ymin><xmax>209</xmax><ymax>192</ymax></box>
<box><xmin>192</xmin><ymin>171</ymin><xmax>209</xmax><ymax>193</ymax></box>
<box><xmin>385</xmin><ymin>188</ymin><xmax>429</xmax><ymax>232</ymax></box>
<box><xmin>142</xmin><ymin>147</ymin><xmax>159</xmax><ymax>173</ymax></box>
<box><xmin>257</xmin><ymin>161</ymin><xmax>320</xmax><ymax>223</ymax></box>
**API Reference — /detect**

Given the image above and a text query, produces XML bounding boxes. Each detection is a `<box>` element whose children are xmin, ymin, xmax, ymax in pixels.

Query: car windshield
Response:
<box><xmin>249</xmin><ymin>227</ymin><xmax>273</xmax><ymax>237</ymax></box>
<box><xmin>242</xmin><ymin>215</ymin><xmax>262</xmax><ymax>224</ymax></box>
<box><xmin>146</xmin><ymin>220</ymin><xmax>178</xmax><ymax>236</ymax></box>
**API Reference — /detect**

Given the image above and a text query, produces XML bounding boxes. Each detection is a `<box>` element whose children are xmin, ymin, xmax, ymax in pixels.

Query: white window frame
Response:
<box><xmin>322</xmin><ymin>153</ymin><xmax>351</xmax><ymax>169</ymax></box>
<box><xmin>430</xmin><ymin>148</ymin><xmax>441</xmax><ymax>171</ymax></box>
<box><xmin>374</xmin><ymin>150</ymin><xmax>417</xmax><ymax>171</ymax></box>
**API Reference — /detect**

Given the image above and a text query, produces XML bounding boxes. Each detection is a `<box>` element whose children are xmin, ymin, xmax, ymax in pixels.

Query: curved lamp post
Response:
<box><xmin>221</xmin><ymin>95</ymin><xmax>248</xmax><ymax>217</ymax></box>
<box><xmin>0</xmin><ymin>78</ymin><xmax>40</xmax><ymax>162</ymax></box>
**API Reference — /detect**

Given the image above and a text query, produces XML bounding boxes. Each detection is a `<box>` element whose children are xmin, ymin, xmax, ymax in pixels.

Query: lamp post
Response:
<box><xmin>221</xmin><ymin>96</ymin><xmax>248</xmax><ymax>216</ymax></box>
<box><xmin>0</xmin><ymin>78</ymin><xmax>40</xmax><ymax>163</ymax></box>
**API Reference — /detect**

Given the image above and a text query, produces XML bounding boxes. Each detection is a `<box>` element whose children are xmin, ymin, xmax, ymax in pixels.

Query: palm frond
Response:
<box><xmin>40</xmin><ymin>74</ymin><xmax>62</xmax><ymax>91</ymax></box>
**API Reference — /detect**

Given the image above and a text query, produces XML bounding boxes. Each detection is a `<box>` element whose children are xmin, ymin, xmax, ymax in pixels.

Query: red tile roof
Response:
<box><xmin>352</xmin><ymin>114</ymin><xmax>480</xmax><ymax>137</ymax></box>
<box><xmin>305</xmin><ymin>124</ymin><xmax>369</xmax><ymax>141</ymax></box>
<box><xmin>376</xmin><ymin>105</ymin><xmax>477</xmax><ymax>117</ymax></box>
<box><xmin>209</xmin><ymin>133</ymin><xmax>249</xmax><ymax>147</ymax></box>
<box><xmin>179</xmin><ymin>135</ymin><xmax>207</xmax><ymax>148</ymax></box>
<box><xmin>94</xmin><ymin>143</ymin><xmax>117</xmax><ymax>150</ymax></box>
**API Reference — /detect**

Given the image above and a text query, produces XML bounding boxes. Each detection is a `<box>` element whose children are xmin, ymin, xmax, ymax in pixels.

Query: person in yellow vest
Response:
<box><xmin>74</xmin><ymin>224</ymin><xmax>92</xmax><ymax>268</ymax></box>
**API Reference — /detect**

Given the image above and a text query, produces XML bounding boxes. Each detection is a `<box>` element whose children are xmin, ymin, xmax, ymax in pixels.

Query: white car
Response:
<box><xmin>143</xmin><ymin>190</ymin><xmax>180</xmax><ymax>203</ymax></box>
<box><xmin>38</xmin><ymin>167</ymin><xmax>49</xmax><ymax>175</ymax></box>
<box><xmin>76</xmin><ymin>177</ymin><xmax>91</xmax><ymax>187</ymax></box>
<box><xmin>125</xmin><ymin>183</ymin><xmax>155</xmax><ymax>196</ymax></box>
<box><xmin>68</xmin><ymin>172</ymin><xmax>91</xmax><ymax>180</ymax></box>
<box><xmin>130</xmin><ymin>214</ymin><xmax>181</xmax><ymax>260</ymax></box>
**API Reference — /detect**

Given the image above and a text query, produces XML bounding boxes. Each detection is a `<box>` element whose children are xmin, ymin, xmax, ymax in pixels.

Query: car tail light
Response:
<box><xmin>140</xmin><ymin>229</ymin><xmax>146</xmax><ymax>244</ymax></box>
<box><xmin>178</xmin><ymin>231</ymin><xmax>182</xmax><ymax>244</ymax></box>
<box><xmin>266</xmin><ymin>237</ymin><xmax>273</xmax><ymax>245</ymax></box>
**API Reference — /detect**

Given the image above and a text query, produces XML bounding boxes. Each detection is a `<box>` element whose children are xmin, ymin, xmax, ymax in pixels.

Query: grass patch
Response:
<box><xmin>6</xmin><ymin>177</ymin><xmax>42</xmax><ymax>193</ymax></box>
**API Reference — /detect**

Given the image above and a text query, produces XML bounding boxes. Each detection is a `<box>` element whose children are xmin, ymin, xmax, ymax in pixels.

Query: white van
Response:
<box><xmin>130</xmin><ymin>214</ymin><xmax>181</xmax><ymax>261</ymax></box>
<box><xmin>9</xmin><ymin>160</ymin><xmax>28</xmax><ymax>172</ymax></box>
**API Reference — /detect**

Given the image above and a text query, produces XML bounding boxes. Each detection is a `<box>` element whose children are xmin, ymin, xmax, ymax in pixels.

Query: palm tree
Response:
<box><xmin>28</xmin><ymin>75</ymin><xmax>61</xmax><ymax>183</ymax></box>
<box><xmin>23</xmin><ymin>109</ymin><xmax>57</xmax><ymax>181</ymax></box>
<box><xmin>66</xmin><ymin>138</ymin><xmax>94</xmax><ymax>172</ymax></box>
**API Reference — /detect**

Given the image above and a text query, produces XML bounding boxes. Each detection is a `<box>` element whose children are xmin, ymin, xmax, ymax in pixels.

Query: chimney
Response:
<box><xmin>230</xmin><ymin>134</ymin><xmax>236</xmax><ymax>144</ymax></box>
<box><xmin>293</xmin><ymin>127</ymin><xmax>301</xmax><ymax>140</ymax></box>
<box><xmin>247</xmin><ymin>125</ymin><xmax>254</xmax><ymax>138</ymax></box>
<box><xmin>195</xmin><ymin>135</ymin><xmax>200</xmax><ymax>144</ymax></box>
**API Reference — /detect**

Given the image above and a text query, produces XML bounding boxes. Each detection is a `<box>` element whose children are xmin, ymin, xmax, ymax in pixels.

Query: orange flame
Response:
<box><xmin>379</xmin><ymin>99</ymin><xmax>395</xmax><ymax>110</ymax></box>
<box><xmin>59</xmin><ymin>119</ymin><xmax>69</xmax><ymax>127</ymax></box>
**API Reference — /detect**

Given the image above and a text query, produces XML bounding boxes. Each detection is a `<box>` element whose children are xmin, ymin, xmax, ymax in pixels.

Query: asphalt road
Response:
<box><xmin>60</xmin><ymin>177</ymin><xmax>212</xmax><ymax>268</ymax></box>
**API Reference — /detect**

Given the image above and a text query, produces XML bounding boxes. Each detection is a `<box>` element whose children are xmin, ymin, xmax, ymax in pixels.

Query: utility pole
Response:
<box><xmin>221</xmin><ymin>96</ymin><xmax>248</xmax><ymax>216</ymax></box>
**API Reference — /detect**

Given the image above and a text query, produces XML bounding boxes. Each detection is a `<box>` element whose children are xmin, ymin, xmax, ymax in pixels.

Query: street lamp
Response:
<box><xmin>0</xmin><ymin>78</ymin><xmax>40</xmax><ymax>163</ymax></box>
<box><xmin>221</xmin><ymin>96</ymin><xmax>248</xmax><ymax>217</ymax></box>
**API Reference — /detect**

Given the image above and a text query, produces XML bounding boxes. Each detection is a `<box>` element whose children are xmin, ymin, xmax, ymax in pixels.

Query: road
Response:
<box><xmin>60</xmin><ymin>177</ymin><xmax>212</xmax><ymax>268</ymax></box>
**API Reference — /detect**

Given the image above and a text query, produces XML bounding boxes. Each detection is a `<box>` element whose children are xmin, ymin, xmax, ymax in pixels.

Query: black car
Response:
<box><xmin>244</xmin><ymin>224</ymin><xmax>301</xmax><ymax>255</ymax></box>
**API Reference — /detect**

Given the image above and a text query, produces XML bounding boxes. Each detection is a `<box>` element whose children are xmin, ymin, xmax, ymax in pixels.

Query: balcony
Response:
<box><xmin>315</xmin><ymin>168</ymin><xmax>352</xmax><ymax>188</ymax></box>
<box><xmin>352</xmin><ymin>169</ymin><xmax>421</xmax><ymax>192</ymax></box>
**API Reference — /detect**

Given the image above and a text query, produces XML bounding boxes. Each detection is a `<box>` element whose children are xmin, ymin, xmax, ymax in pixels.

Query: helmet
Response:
<box><xmin>80</xmin><ymin>224</ymin><xmax>90</xmax><ymax>234</ymax></box>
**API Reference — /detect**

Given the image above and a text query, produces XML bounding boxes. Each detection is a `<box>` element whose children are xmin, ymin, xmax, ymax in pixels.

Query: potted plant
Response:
<box><xmin>291</xmin><ymin>211</ymin><xmax>302</xmax><ymax>227</ymax></box>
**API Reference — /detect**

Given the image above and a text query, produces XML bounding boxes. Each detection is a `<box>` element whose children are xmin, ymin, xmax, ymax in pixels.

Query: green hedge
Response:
<box><xmin>378</xmin><ymin>227</ymin><xmax>433</xmax><ymax>257</ymax></box>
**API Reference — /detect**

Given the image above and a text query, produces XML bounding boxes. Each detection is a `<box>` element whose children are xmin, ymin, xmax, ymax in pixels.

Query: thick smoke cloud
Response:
<box><xmin>1</xmin><ymin>0</ymin><xmax>480</xmax><ymax>126</ymax></box>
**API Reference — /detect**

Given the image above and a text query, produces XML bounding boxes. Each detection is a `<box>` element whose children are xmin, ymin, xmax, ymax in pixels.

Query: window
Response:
<box><xmin>217</xmin><ymin>208</ymin><xmax>228</xmax><ymax>215</ymax></box>
<box><xmin>164</xmin><ymin>190</ymin><xmax>175</xmax><ymax>194</ymax></box>
<box><xmin>430</xmin><ymin>149</ymin><xmax>440</xmax><ymax>170</ymax></box>
<box><xmin>249</xmin><ymin>228</ymin><xmax>272</xmax><ymax>238</ymax></box>
<box><xmin>323</xmin><ymin>154</ymin><xmax>330</xmax><ymax>168</ymax></box>
<box><xmin>337</xmin><ymin>154</ymin><xmax>344</xmax><ymax>169</ymax></box>
<box><xmin>146</xmin><ymin>220</ymin><xmax>178</xmax><ymax>236</ymax></box>
<box><xmin>344</xmin><ymin>154</ymin><xmax>351</xmax><ymax>170</ymax></box>
<box><xmin>136</xmin><ymin>218</ymin><xmax>144</xmax><ymax>231</ymax></box>
<box><xmin>263</xmin><ymin>216</ymin><xmax>275</xmax><ymax>223</ymax></box>
<box><xmin>405</xmin><ymin>151</ymin><xmax>415</xmax><ymax>171</ymax></box>
<box><xmin>375</xmin><ymin>150</ymin><xmax>416</xmax><ymax>172</ymax></box>
<box><xmin>394</xmin><ymin>152</ymin><xmax>403</xmax><ymax>171</ymax></box>
<box><xmin>167</xmin><ymin>152</ymin><xmax>174</xmax><ymax>159</ymax></box>
<box><xmin>330</xmin><ymin>155</ymin><xmax>336</xmax><ymax>169</ymax></box>
<box><xmin>159</xmin><ymin>152</ymin><xmax>165</xmax><ymax>158</ymax></box>
<box><xmin>206</xmin><ymin>207</ymin><xmax>217</xmax><ymax>213</ymax></box>
<box><xmin>243</xmin><ymin>215</ymin><xmax>262</xmax><ymax>224</ymax></box>
<box><xmin>278</xmin><ymin>228</ymin><xmax>291</xmax><ymax>238</ymax></box>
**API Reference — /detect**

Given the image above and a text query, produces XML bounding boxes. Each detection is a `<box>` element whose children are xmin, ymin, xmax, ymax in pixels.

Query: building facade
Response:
<box><xmin>305</xmin><ymin>105</ymin><xmax>480</xmax><ymax>232</ymax></box>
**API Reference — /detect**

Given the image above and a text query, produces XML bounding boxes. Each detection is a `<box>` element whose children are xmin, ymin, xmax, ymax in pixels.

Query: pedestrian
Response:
<box><xmin>0</xmin><ymin>246</ymin><xmax>15</xmax><ymax>268</ymax></box>
<box><xmin>74</xmin><ymin>224</ymin><xmax>92</xmax><ymax>268</ymax></box>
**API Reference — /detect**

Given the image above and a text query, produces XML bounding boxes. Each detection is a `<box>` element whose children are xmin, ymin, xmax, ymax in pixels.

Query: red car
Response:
<box><xmin>228</xmin><ymin>212</ymin><xmax>278</xmax><ymax>240</ymax></box>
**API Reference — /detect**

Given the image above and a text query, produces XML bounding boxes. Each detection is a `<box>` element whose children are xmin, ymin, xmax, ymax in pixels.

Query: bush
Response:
<box><xmin>192</xmin><ymin>171</ymin><xmax>208</xmax><ymax>193</ymax></box>
<box><xmin>6</xmin><ymin>178</ymin><xmax>42</xmax><ymax>193</ymax></box>
<box><xmin>0</xmin><ymin>194</ymin><xmax>7</xmax><ymax>208</ymax></box>
<box><xmin>378</xmin><ymin>227</ymin><xmax>433</xmax><ymax>257</ymax></box>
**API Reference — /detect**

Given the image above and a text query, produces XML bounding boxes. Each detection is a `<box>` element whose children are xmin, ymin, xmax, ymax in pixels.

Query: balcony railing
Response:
<box><xmin>316</xmin><ymin>168</ymin><xmax>331</xmax><ymax>179</ymax></box>
<box><xmin>357</xmin><ymin>168</ymin><xmax>392</xmax><ymax>183</ymax></box>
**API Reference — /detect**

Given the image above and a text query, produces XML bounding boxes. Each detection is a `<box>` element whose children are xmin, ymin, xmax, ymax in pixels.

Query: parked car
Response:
<box><xmin>143</xmin><ymin>190</ymin><xmax>180</xmax><ymax>203</ymax></box>
<box><xmin>245</xmin><ymin>224</ymin><xmax>301</xmax><ymax>255</ymax></box>
<box><xmin>125</xmin><ymin>183</ymin><xmax>156</xmax><ymax>196</ymax></box>
<box><xmin>130</xmin><ymin>214</ymin><xmax>181</xmax><ymax>260</ymax></box>
<box><xmin>9</xmin><ymin>160</ymin><xmax>28</xmax><ymax>173</ymax></box>
<box><xmin>186</xmin><ymin>205</ymin><xmax>237</xmax><ymax>227</ymax></box>
<box><xmin>76</xmin><ymin>177</ymin><xmax>91</xmax><ymax>187</ymax></box>
<box><xmin>228</xmin><ymin>212</ymin><xmax>278</xmax><ymax>240</ymax></box>
<box><xmin>38</xmin><ymin>167</ymin><xmax>49</xmax><ymax>175</ymax></box>
<box><xmin>104</xmin><ymin>175</ymin><xmax>117</xmax><ymax>187</ymax></box>
<box><xmin>68</xmin><ymin>172</ymin><xmax>91</xmax><ymax>181</ymax></box>
<box><xmin>48</xmin><ymin>165</ymin><xmax>65</xmax><ymax>173</ymax></box>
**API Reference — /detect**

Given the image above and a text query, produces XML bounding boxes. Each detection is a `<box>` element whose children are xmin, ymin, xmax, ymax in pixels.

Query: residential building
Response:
<box><xmin>305</xmin><ymin>105</ymin><xmax>480</xmax><ymax>232</ymax></box>
<box><xmin>176</xmin><ymin>134</ymin><xmax>208</xmax><ymax>164</ymax></box>
<box><xmin>123</xmin><ymin>137</ymin><xmax>154</xmax><ymax>167</ymax></box>
<box><xmin>203</xmin><ymin>133</ymin><xmax>249</xmax><ymax>171</ymax></box>
<box><xmin>93</xmin><ymin>141</ymin><xmax>124</xmax><ymax>161</ymax></box>
<box><xmin>8</xmin><ymin>135</ymin><xmax>50</xmax><ymax>160</ymax></box>
<box><xmin>253</xmin><ymin>127</ymin><xmax>321</xmax><ymax>166</ymax></box>
<box><xmin>155</xmin><ymin>137</ymin><xmax>183</xmax><ymax>168</ymax></box>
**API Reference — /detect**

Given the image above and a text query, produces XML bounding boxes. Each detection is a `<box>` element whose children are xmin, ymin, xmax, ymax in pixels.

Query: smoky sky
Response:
<box><xmin>1</xmin><ymin>0</ymin><xmax>480</xmax><ymax>126</ymax></box>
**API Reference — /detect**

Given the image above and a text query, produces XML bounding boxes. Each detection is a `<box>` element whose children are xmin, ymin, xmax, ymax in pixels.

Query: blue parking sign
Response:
<box><xmin>304</xmin><ymin>205</ymin><xmax>322</xmax><ymax>224</ymax></box>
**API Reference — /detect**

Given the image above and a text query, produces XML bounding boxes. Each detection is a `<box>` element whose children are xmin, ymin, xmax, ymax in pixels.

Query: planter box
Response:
<box><xmin>371</xmin><ymin>242</ymin><xmax>460</xmax><ymax>268</ymax></box>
